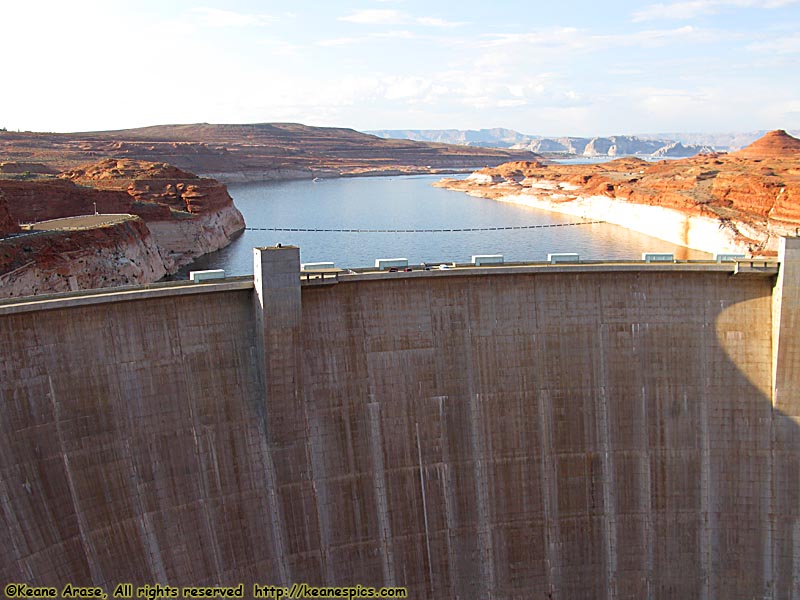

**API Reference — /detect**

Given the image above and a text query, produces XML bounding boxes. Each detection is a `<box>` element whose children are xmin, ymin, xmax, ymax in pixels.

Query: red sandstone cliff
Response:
<box><xmin>0</xmin><ymin>192</ymin><xmax>20</xmax><ymax>236</ymax></box>
<box><xmin>0</xmin><ymin>217</ymin><xmax>166</xmax><ymax>298</ymax></box>
<box><xmin>437</xmin><ymin>130</ymin><xmax>800</xmax><ymax>255</ymax></box>
<box><xmin>0</xmin><ymin>159</ymin><xmax>245</xmax><ymax>297</ymax></box>
<box><xmin>60</xmin><ymin>159</ymin><xmax>246</xmax><ymax>269</ymax></box>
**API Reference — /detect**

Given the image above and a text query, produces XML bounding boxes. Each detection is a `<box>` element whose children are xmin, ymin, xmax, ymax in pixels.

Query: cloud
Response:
<box><xmin>477</xmin><ymin>28</ymin><xmax>583</xmax><ymax>50</ymax></box>
<box><xmin>633</xmin><ymin>0</ymin><xmax>799</xmax><ymax>22</ymax></box>
<box><xmin>747</xmin><ymin>32</ymin><xmax>800</xmax><ymax>53</ymax></box>
<box><xmin>339</xmin><ymin>9</ymin><xmax>406</xmax><ymax>25</ymax></box>
<box><xmin>317</xmin><ymin>30</ymin><xmax>418</xmax><ymax>47</ymax></box>
<box><xmin>338</xmin><ymin>9</ymin><xmax>464</xmax><ymax>27</ymax></box>
<box><xmin>475</xmin><ymin>25</ymin><xmax>714</xmax><ymax>58</ymax></box>
<box><xmin>415</xmin><ymin>17</ymin><xmax>465</xmax><ymax>28</ymax></box>
<box><xmin>191</xmin><ymin>7</ymin><xmax>276</xmax><ymax>27</ymax></box>
<box><xmin>318</xmin><ymin>37</ymin><xmax>362</xmax><ymax>47</ymax></box>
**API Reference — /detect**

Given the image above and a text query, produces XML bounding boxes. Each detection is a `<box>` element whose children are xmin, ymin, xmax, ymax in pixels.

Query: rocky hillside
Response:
<box><xmin>0</xmin><ymin>123</ymin><xmax>535</xmax><ymax>183</ymax></box>
<box><xmin>0</xmin><ymin>159</ymin><xmax>245</xmax><ymax>297</ymax></box>
<box><xmin>436</xmin><ymin>130</ymin><xmax>800</xmax><ymax>255</ymax></box>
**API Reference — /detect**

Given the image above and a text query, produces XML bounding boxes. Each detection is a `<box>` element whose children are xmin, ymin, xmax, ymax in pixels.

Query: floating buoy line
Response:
<box><xmin>245</xmin><ymin>220</ymin><xmax>605</xmax><ymax>233</ymax></box>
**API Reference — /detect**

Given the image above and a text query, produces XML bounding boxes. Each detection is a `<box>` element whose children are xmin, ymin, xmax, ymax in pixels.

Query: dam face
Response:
<box><xmin>1</xmin><ymin>242</ymin><xmax>799</xmax><ymax>599</ymax></box>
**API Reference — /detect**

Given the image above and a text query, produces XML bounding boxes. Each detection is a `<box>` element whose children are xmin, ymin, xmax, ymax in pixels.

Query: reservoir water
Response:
<box><xmin>182</xmin><ymin>174</ymin><xmax>709</xmax><ymax>275</ymax></box>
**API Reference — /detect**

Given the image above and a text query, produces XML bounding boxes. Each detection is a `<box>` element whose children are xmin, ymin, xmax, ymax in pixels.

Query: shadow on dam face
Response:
<box><xmin>1</xmin><ymin>242</ymin><xmax>799</xmax><ymax>599</ymax></box>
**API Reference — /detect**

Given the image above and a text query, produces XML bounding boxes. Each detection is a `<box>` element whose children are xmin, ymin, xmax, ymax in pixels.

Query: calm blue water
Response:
<box><xmin>180</xmin><ymin>174</ymin><xmax>708</xmax><ymax>275</ymax></box>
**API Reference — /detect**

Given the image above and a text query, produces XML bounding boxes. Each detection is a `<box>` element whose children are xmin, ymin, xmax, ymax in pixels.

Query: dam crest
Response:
<box><xmin>1</xmin><ymin>240</ymin><xmax>800</xmax><ymax>599</ymax></box>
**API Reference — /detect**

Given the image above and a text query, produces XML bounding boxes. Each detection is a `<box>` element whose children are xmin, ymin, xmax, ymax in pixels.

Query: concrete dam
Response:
<box><xmin>2</xmin><ymin>239</ymin><xmax>800</xmax><ymax>599</ymax></box>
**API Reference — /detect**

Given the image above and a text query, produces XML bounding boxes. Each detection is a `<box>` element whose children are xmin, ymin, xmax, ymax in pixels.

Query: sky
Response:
<box><xmin>1</xmin><ymin>0</ymin><xmax>799</xmax><ymax>136</ymax></box>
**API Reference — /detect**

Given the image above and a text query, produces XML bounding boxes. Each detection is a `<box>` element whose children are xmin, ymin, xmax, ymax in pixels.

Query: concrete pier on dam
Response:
<box><xmin>1</xmin><ymin>240</ymin><xmax>800</xmax><ymax>599</ymax></box>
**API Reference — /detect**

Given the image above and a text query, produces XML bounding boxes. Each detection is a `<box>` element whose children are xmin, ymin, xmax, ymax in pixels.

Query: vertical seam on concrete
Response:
<box><xmin>49</xmin><ymin>375</ymin><xmax>104</xmax><ymax>585</ymax></box>
<box><xmin>416</xmin><ymin>421</ymin><xmax>435</xmax><ymax>596</ymax></box>
<box><xmin>532</xmin><ymin>278</ymin><xmax>561</xmax><ymax>598</ymax></box>
<box><xmin>342</xmin><ymin>403</ymin><xmax>366</xmax><ymax>558</ymax></box>
<box><xmin>699</xmin><ymin>320</ymin><xmax>713</xmax><ymax>600</ymax></box>
<box><xmin>174</xmin><ymin>318</ymin><xmax>225</xmax><ymax>584</ymax></box>
<box><xmin>367</xmin><ymin>400</ymin><xmax>395</xmax><ymax>586</ymax></box>
<box><xmin>768</xmin><ymin>338</ymin><xmax>777</xmax><ymax>598</ymax></box>
<box><xmin>307</xmin><ymin>407</ymin><xmax>334</xmax><ymax>584</ymax></box>
<box><xmin>538</xmin><ymin>388</ymin><xmax>561</xmax><ymax>597</ymax></box>
<box><xmin>255</xmin><ymin>420</ymin><xmax>291</xmax><ymax>585</ymax></box>
<box><xmin>188</xmin><ymin>395</ymin><xmax>224</xmax><ymax>585</ymax></box>
<box><xmin>597</xmin><ymin>324</ymin><xmax>618</xmax><ymax>600</ymax></box>
<box><xmin>464</xmin><ymin>282</ymin><xmax>496</xmax><ymax>599</ymax></box>
<box><xmin>765</xmin><ymin>308</ymin><xmax>775</xmax><ymax>598</ymax></box>
<box><xmin>640</xmin><ymin>380</ymin><xmax>654</xmax><ymax>600</ymax></box>
<box><xmin>468</xmin><ymin>391</ymin><xmax>495</xmax><ymax>599</ymax></box>
<box><xmin>125</xmin><ymin>437</ymin><xmax>168</xmax><ymax>582</ymax></box>
<box><xmin>0</xmin><ymin>443</ymin><xmax>29</xmax><ymax>580</ymax></box>
<box><xmin>437</xmin><ymin>395</ymin><xmax>459</xmax><ymax>598</ymax></box>
<box><xmin>793</xmin><ymin>521</ymin><xmax>800</xmax><ymax>597</ymax></box>
<box><xmin>118</xmin><ymin>305</ymin><xmax>168</xmax><ymax>583</ymax></box>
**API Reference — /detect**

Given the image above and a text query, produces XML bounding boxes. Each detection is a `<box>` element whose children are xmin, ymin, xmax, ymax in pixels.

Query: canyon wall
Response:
<box><xmin>0</xmin><ymin>245</ymin><xmax>798</xmax><ymax>599</ymax></box>
<box><xmin>0</xmin><ymin>191</ymin><xmax>19</xmax><ymax>235</ymax></box>
<box><xmin>0</xmin><ymin>217</ymin><xmax>167</xmax><ymax>298</ymax></box>
<box><xmin>0</xmin><ymin>159</ymin><xmax>245</xmax><ymax>297</ymax></box>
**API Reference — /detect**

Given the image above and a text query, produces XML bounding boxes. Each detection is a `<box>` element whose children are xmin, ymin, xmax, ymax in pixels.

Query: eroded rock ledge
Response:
<box><xmin>0</xmin><ymin>159</ymin><xmax>245</xmax><ymax>297</ymax></box>
<box><xmin>435</xmin><ymin>130</ymin><xmax>800</xmax><ymax>256</ymax></box>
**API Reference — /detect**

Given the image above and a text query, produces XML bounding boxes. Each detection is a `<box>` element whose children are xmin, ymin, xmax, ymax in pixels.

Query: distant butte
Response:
<box><xmin>732</xmin><ymin>129</ymin><xmax>800</xmax><ymax>158</ymax></box>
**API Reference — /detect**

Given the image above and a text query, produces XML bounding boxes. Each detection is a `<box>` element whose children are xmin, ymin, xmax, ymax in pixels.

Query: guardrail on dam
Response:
<box><xmin>1</xmin><ymin>239</ymin><xmax>799</xmax><ymax>599</ymax></box>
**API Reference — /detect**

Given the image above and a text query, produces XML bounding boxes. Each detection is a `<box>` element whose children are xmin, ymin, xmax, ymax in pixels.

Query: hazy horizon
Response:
<box><xmin>2</xmin><ymin>0</ymin><xmax>798</xmax><ymax>136</ymax></box>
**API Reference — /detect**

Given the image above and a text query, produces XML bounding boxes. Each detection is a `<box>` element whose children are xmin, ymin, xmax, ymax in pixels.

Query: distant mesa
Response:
<box><xmin>370</xmin><ymin>129</ymin><xmax>715</xmax><ymax>158</ymax></box>
<box><xmin>0</xmin><ymin>123</ymin><xmax>533</xmax><ymax>183</ymax></box>
<box><xmin>732</xmin><ymin>129</ymin><xmax>800</xmax><ymax>158</ymax></box>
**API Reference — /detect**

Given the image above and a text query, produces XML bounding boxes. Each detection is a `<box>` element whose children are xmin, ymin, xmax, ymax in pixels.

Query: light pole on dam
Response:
<box><xmin>0</xmin><ymin>239</ymin><xmax>799</xmax><ymax>599</ymax></box>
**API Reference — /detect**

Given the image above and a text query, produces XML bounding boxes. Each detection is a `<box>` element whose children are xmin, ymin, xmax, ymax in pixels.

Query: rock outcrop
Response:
<box><xmin>59</xmin><ymin>159</ymin><xmax>246</xmax><ymax>269</ymax></box>
<box><xmin>0</xmin><ymin>159</ymin><xmax>245</xmax><ymax>297</ymax></box>
<box><xmin>0</xmin><ymin>217</ymin><xmax>166</xmax><ymax>298</ymax></box>
<box><xmin>436</xmin><ymin>130</ymin><xmax>800</xmax><ymax>256</ymax></box>
<box><xmin>0</xmin><ymin>192</ymin><xmax>20</xmax><ymax>236</ymax></box>
<box><xmin>652</xmin><ymin>141</ymin><xmax>715</xmax><ymax>158</ymax></box>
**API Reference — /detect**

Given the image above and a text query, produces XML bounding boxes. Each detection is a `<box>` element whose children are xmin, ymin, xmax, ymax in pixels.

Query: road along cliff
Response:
<box><xmin>0</xmin><ymin>159</ymin><xmax>245</xmax><ymax>297</ymax></box>
<box><xmin>435</xmin><ymin>130</ymin><xmax>800</xmax><ymax>256</ymax></box>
